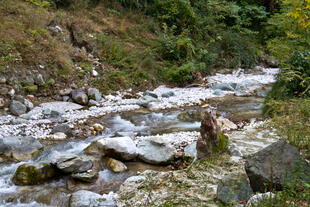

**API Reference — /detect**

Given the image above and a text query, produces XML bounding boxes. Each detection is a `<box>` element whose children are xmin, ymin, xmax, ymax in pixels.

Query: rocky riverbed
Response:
<box><xmin>0</xmin><ymin>67</ymin><xmax>284</xmax><ymax>207</ymax></box>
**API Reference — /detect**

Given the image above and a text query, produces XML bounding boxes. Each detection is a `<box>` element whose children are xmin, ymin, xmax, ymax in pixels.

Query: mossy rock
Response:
<box><xmin>12</xmin><ymin>163</ymin><xmax>57</xmax><ymax>185</ymax></box>
<box><xmin>23</xmin><ymin>85</ymin><xmax>38</xmax><ymax>93</ymax></box>
<box><xmin>212</xmin><ymin>132</ymin><xmax>229</xmax><ymax>154</ymax></box>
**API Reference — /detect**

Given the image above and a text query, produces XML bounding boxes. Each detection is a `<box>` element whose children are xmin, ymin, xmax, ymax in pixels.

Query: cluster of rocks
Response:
<box><xmin>216</xmin><ymin>139</ymin><xmax>310</xmax><ymax>206</ymax></box>
<box><xmin>58</xmin><ymin>87</ymin><xmax>102</xmax><ymax>106</ymax></box>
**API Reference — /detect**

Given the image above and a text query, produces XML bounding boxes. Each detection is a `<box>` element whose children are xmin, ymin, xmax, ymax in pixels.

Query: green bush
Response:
<box><xmin>166</xmin><ymin>62</ymin><xmax>197</xmax><ymax>86</ymax></box>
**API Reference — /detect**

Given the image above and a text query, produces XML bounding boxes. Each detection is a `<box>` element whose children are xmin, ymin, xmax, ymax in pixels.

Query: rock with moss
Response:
<box><xmin>197</xmin><ymin>112</ymin><xmax>228</xmax><ymax>159</ymax></box>
<box><xmin>12</xmin><ymin>163</ymin><xmax>57</xmax><ymax>185</ymax></box>
<box><xmin>216</xmin><ymin>172</ymin><xmax>253</xmax><ymax>205</ymax></box>
<box><xmin>0</xmin><ymin>136</ymin><xmax>43</xmax><ymax>162</ymax></box>
<box><xmin>72</xmin><ymin>90</ymin><xmax>88</xmax><ymax>105</ymax></box>
<box><xmin>106</xmin><ymin>157</ymin><xmax>127</xmax><ymax>173</ymax></box>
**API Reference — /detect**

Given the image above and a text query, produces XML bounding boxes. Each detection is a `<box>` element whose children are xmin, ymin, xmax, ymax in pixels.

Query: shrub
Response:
<box><xmin>166</xmin><ymin>62</ymin><xmax>197</xmax><ymax>86</ymax></box>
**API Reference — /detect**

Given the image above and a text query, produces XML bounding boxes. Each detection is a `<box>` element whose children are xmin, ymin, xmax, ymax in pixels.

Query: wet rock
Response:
<box><xmin>161</xmin><ymin>91</ymin><xmax>175</xmax><ymax>98</ymax></box>
<box><xmin>10</xmin><ymin>100</ymin><xmax>27</xmax><ymax>116</ymax></box>
<box><xmin>177</xmin><ymin>110</ymin><xmax>204</xmax><ymax>122</ymax></box>
<box><xmin>212</xmin><ymin>83</ymin><xmax>236</xmax><ymax>91</ymax></box>
<box><xmin>69</xmin><ymin>190</ymin><xmax>117</xmax><ymax>207</ymax></box>
<box><xmin>197</xmin><ymin>112</ymin><xmax>228</xmax><ymax>159</ymax></box>
<box><xmin>143</xmin><ymin>90</ymin><xmax>158</xmax><ymax>98</ymax></box>
<box><xmin>55</xmin><ymin>154</ymin><xmax>93</xmax><ymax>173</ymax></box>
<box><xmin>51</xmin><ymin>124</ymin><xmax>72</xmax><ymax>136</ymax></box>
<box><xmin>245</xmin><ymin>139</ymin><xmax>310</xmax><ymax>192</ymax></box>
<box><xmin>92</xmin><ymin>123</ymin><xmax>104</xmax><ymax>132</ymax></box>
<box><xmin>59</xmin><ymin>88</ymin><xmax>72</xmax><ymax>96</ymax></box>
<box><xmin>12</xmin><ymin>163</ymin><xmax>57</xmax><ymax>185</ymax></box>
<box><xmin>89</xmin><ymin>136</ymin><xmax>137</xmax><ymax>161</ymax></box>
<box><xmin>137</xmin><ymin>95</ymin><xmax>158</xmax><ymax>107</ymax></box>
<box><xmin>137</xmin><ymin>137</ymin><xmax>177</xmax><ymax>165</ymax></box>
<box><xmin>87</xmin><ymin>88</ymin><xmax>101</xmax><ymax>102</ymax></box>
<box><xmin>246</xmin><ymin>192</ymin><xmax>275</xmax><ymax>206</ymax></box>
<box><xmin>71</xmin><ymin>170</ymin><xmax>99</xmax><ymax>183</ymax></box>
<box><xmin>216</xmin><ymin>172</ymin><xmax>253</xmax><ymax>205</ymax></box>
<box><xmin>106</xmin><ymin>158</ymin><xmax>127</xmax><ymax>173</ymax></box>
<box><xmin>72</xmin><ymin>90</ymin><xmax>88</xmax><ymax>105</ymax></box>
<box><xmin>0</xmin><ymin>136</ymin><xmax>43</xmax><ymax>162</ymax></box>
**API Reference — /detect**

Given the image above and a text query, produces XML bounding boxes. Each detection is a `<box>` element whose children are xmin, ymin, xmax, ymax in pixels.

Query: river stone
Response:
<box><xmin>12</xmin><ymin>163</ymin><xmax>57</xmax><ymax>185</ymax></box>
<box><xmin>69</xmin><ymin>190</ymin><xmax>117</xmax><ymax>207</ymax></box>
<box><xmin>71</xmin><ymin>170</ymin><xmax>99</xmax><ymax>183</ymax></box>
<box><xmin>55</xmin><ymin>154</ymin><xmax>93</xmax><ymax>173</ymax></box>
<box><xmin>10</xmin><ymin>100</ymin><xmax>27</xmax><ymax>116</ymax></box>
<box><xmin>216</xmin><ymin>172</ymin><xmax>253</xmax><ymax>205</ymax></box>
<box><xmin>143</xmin><ymin>90</ymin><xmax>158</xmax><ymax>98</ymax></box>
<box><xmin>94</xmin><ymin>136</ymin><xmax>137</xmax><ymax>160</ymax></box>
<box><xmin>0</xmin><ymin>136</ymin><xmax>43</xmax><ymax>162</ymax></box>
<box><xmin>245</xmin><ymin>139</ymin><xmax>310</xmax><ymax>192</ymax></box>
<box><xmin>137</xmin><ymin>95</ymin><xmax>158</xmax><ymax>107</ymax></box>
<box><xmin>51</xmin><ymin>124</ymin><xmax>72</xmax><ymax>136</ymax></box>
<box><xmin>87</xmin><ymin>88</ymin><xmax>101</xmax><ymax>102</ymax></box>
<box><xmin>106</xmin><ymin>158</ymin><xmax>127</xmax><ymax>173</ymax></box>
<box><xmin>161</xmin><ymin>91</ymin><xmax>175</xmax><ymax>98</ymax></box>
<box><xmin>72</xmin><ymin>90</ymin><xmax>88</xmax><ymax>105</ymax></box>
<box><xmin>137</xmin><ymin>137</ymin><xmax>177</xmax><ymax>165</ymax></box>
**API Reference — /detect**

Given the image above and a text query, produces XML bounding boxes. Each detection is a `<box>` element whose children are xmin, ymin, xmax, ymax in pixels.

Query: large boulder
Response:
<box><xmin>72</xmin><ymin>90</ymin><xmax>88</xmax><ymax>105</ymax></box>
<box><xmin>87</xmin><ymin>88</ymin><xmax>101</xmax><ymax>102</ymax></box>
<box><xmin>12</xmin><ymin>163</ymin><xmax>57</xmax><ymax>185</ymax></box>
<box><xmin>10</xmin><ymin>100</ymin><xmax>27</xmax><ymax>116</ymax></box>
<box><xmin>216</xmin><ymin>172</ymin><xmax>253</xmax><ymax>205</ymax></box>
<box><xmin>196</xmin><ymin>112</ymin><xmax>228</xmax><ymax>159</ymax></box>
<box><xmin>86</xmin><ymin>137</ymin><xmax>137</xmax><ymax>161</ymax></box>
<box><xmin>69</xmin><ymin>190</ymin><xmax>117</xmax><ymax>207</ymax></box>
<box><xmin>54</xmin><ymin>154</ymin><xmax>93</xmax><ymax>173</ymax></box>
<box><xmin>137</xmin><ymin>137</ymin><xmax>177</xmax><ymax>165</ymax></box>
<box><xmin>0</xmin><ymin>136</ymin><xmax>43</xmax><ymax>162</ymax></box>
<box><xmin>245</xmin><ymin>139</ymin><xmax>310</xmax><ymax>192</ymax></box>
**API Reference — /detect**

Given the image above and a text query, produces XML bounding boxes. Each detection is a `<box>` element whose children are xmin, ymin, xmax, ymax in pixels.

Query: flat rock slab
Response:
<box><xmin>40</xmin><ymin>102</ymin><xmax>84</xmax><ymax>112</ymax></box>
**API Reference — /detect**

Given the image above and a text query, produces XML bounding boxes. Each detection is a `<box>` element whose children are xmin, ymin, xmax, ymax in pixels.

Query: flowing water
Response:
<box><xmin>0</xmin><ymin>67</ymin><xmax>279</xmax><ymax>206</ymax></box>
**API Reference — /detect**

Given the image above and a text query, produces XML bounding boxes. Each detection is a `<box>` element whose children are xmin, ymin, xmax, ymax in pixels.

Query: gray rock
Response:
<box><xmin>12</xmin><ymin>163</ymin><xmax>57</xmax><ymax>185</ymax></box>
<box><xmin>0</xmin><ymin>97</ymin><xmax>5</xmax><ymax>108</ymax></box>
<box><xmin>72</xmin><ymin>90</ymin><xmax>88</xmax><ymax>105</ymax></box>
<box><xmin>229</xmin><ymin>143</ymin><xmax>243</xmax><ymax>157</ymax></box>
<box><xmin>42</xmin><ymin>108</ymin><xmax>52</xmax><ymax>115</ymax></box>
<box><xmin>59</xmin><ymin>88</ymin><xmax>72</xmax><ymax>96</ymax></box>
<box><xmin>69</xmin><ymin>190</ymin><xmax>117</xmax><ymax>207</ymax></box>
<box><xmin>246</xmin><ymin>192</ymin><xmax>275</xmax><ymax>206</ymax></box>
<box><xmin>114</xmin><ymin>131</ymin><xmax>135</xmax><ymax>138</ymax></box>
<box><xmin>24</xmin><ymin>99</ymin><xmax>34</xmax><ymax>110</ymax></box>
<box><xmin>88</xmin><ymin>99</ymin><xmax>99</xmax><ymax>106</ymax></box>
<box><xmin>89</xmin><ymin>136</ymin><xmax>137</xmax><ymax>161</ymax></box>
<box><xmin>161</xmin><ymin>91</ymin><xmax>175</xmax><ymax>98</ymax></box>
<box><xmin>71</xmin><ymin>170</ymin><xmax>99</xmax><ymax>183</ymax></box>
<box><xmin>35</xmin><ymin>73</ymin><xmax>45</xmax><ymax>85</ymax></box>
<box><xmin>55</xmin><ymin>154</ymin><xmax>93</xmax><ymax>173</ymax></box>
<box><xmin>50</xmin><ymin>110</ymin><xmax>64</xmax><ymax>118</ymax></box>
<box><xmin>137</xmin><ymin>95</ymin><xmax>158</xmax><ymax>107</ymax></box>
<box><xmin>213</xmin><ymin>89</ymin><xmax>224</xmax><ymax>96</ymax></box>
<box><xmin>137</xmin><ymin>137</ymin><xmax>177</xmax><ymax>165</ymax></box>
<box><xmin>212</xmin><ymin>83</ymin><xmax>235</xmax><ymax>91</ymax></box>
<box><xmin>87</xmin><ymin>88</ymin><xmax>101</xmax><ymax>102</ymax></box>
<box><xmin>51</xmin><ymin>124</ymin><xmax>72</xmax><ymax>136</ymax></box>
<box><xmin>0</xmin><ymin>136</ymin><xmax>43</xmax><ymax>162</ymax></box>
<box><xmin>216</xmin><ymin>172</ymin><xmax>253</xmax><ymax>205</ymax></box>
<box><xmin>245</xmin><ymin>139</ymin><xmax>310</xmax><ymax>192</ymax></box>
<box><xmin>40</xmin><ymin>102</ymin><xmax>83</xmax><ymax>113</ymax></box>
<box><xmin>10</xmin><ymin>100</ymin><xmax>27</xmax><ymax>116</ymax></box>
<box><xmin>23</xmin><ymin>77</ymin><xmax>35</xmax><ymax>86</ymax></box>
<box><xmin>8</xmin><ymin>88</ymin><xmax>15</xmax><ymax>96</ymax></box>
<box><xmin>63</xmin><ymin>95</ymin><xmax>71</xmax><ymax>102</ymax></box>
<box><xmin>143</xmin><ymin>91</ymin><xmax>158</xmax><ymax>98</ymax></box>
<box><xmin>184</xmin><ymin>142</ymin><xmax>197</xmax><ymax>159</ymax></box>
<box><xmin>106</xmin><ymin>157</ymin><xmax>127</xmax><ymax>173</ymax></box>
